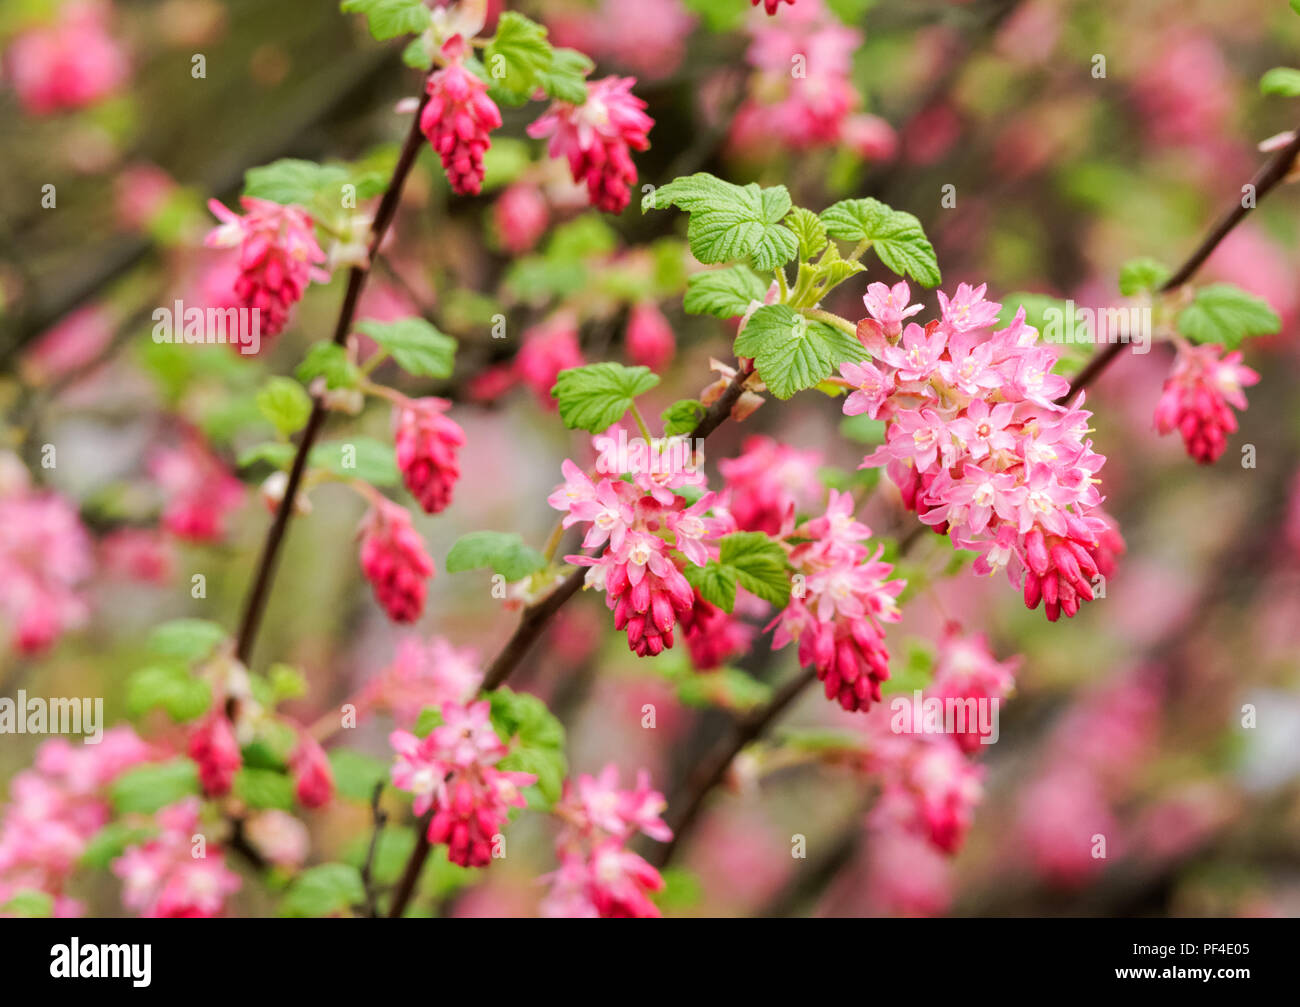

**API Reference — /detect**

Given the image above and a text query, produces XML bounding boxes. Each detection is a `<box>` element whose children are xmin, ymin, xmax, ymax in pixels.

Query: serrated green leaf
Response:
<box><xmin>401</xmin><ymin>35</ymin><xmax>433</xmax><ymax>70</ymax></box>
<box><xmin>719</xmin><ymin>531</ymin><xmax>790</xmax><ymax>607</ymax></box>
<box><xmin>147</xmin><ymin>618</ymin><xmax>227</xmax><ymax>662</ymax></box>
<box><xmin>819</xmin><ymin>197</ymin><xmax>941</xmax><ymax>287</ymax></box>
<box><xmin>551</xmin><ymin>362</ymin><xmax>660</xmax><ymax>433</ymax></box>
<box><xmin>486</xmin><ymin>688</ymin><xmax>566</xmax><ymax>806</ymax></box>
<box><xmin>538</xmin><ymin>47</ymin><xmax>592</xmax><ymax>104</ymax></box>
<box><xmin>244</xmin><ymin>158</ymin><xmax>350</xmax><ymax>206</ymax></box>
<box><xmin>1118</xmin><ymin>258</ymin><xmax>1171</xmax><ymax>296</ymax></box>
<box><xmin>683</xmin><ymin>561</ymin><xmax>740</xmax><ymax>612</ymax></box>
<box><xmin>297</xmin><ymin>342</ymin><xmax>360</xmax><ymax>390</ymax></box>
<box><xmin>1261</xmin><ymin>67</ymin><xmax>1300</xmax><ymax>97</ymax></box>
<box><xmin>661</xmin><ymin>399</ymin><xmax>707</xmax><ymax>436</ymax></box>
<box><xmin>645</xmin><ymin>173</ymin><xmax>798</xmax><ymax>271</ymax></box>
<box><xmin>683</xmin><ymin>265</ymin><xmax>767</xmax><ymax>318</ymax></box>
<box><xmin>280</xmin><ymin>863</ymin><xmax>365</xmax><ymax>917</ymax></box>
<box><xmin>257</xmin><ymin>376</ymin><xmax>312</xmax><ymax>436</ymax></box>
<box><xmin>445</xmin><ymin>531</ymin><xmax>546</xmax><ymax>581</ymax></box>
<box><xmin>413</xmin><ymin>706</ymin><xmax>444</xmax><ymax>738</ymax></box>
<box><xmin>734</xmin><ymin>304</ymin><xmax>866</xmax><ymax>399</ymax></box>
<box><xmin>355</xmin><ymin>318</ymin><xmax>456</xmax><ymax>378</ymax></box>
<box><xmin>484</xmin><ymin>11</ymin><xmax>554</xmax><ymax>104</ymax></box>
<box><xmin>126</xmin><ymin>663</ymin><xmax>213</xmax><ymax>723</ymax></box>
<box><xmin>309</xmin><ymin>437</ymin><xmax>400</xmax><ymax>487</ymax></box>
<box><xmin>110</xmin><ymin>760</ymin><xmax>201</xmax><ymax>814</ymax></box>
<box><xmin>339</xmin><ymin>0</ymin><xmax>432</xmax><ymax>41</ymax></box>
<box><xmin>786</xmin><ymin>207</ymin><xmax>828</xmax><ymax>260</ymax></box>
<box><xmin>1176</xmin><ymin>284</ymin><xmax>1280</xmax><ymax>349</ymax></box>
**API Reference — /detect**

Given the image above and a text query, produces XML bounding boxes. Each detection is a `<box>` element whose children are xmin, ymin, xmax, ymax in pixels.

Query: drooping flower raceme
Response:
<box><xmin>420</xmin><ymin>35</ymin><xmax>502</xmax><ymax>196</ymax></box>
<box><xmin>852</xmin><ymin>281</ymin><xmax>1124</xmax><ymax>621</ymax></box>
<box><xmin>717</xmin><ymin>435</ymin><xmax>823</xmax><ymax>537</ymax></box>
<box><xmin>148</xmin><ymin>435</ymin><xmax>245</xmax><ymax>543</ymax></box>
<box><xmin>394</xmin><ymin>397</ymin><xmax>466</xmax><ymax>514</ymax></box>
<box><xmin>769</xmin><ymin>491</ymin><xmax>905</xmax><ymax>712</ymax></box>
<box><xmin>359</xmin><ymin>635</ymin><xmax>484</xmax><ymax>727</ymax></box>
<box><xmin>112</xmin><ymin>798</ymin><xmax>241</xmax><ymax>918</ymax></box>
<box><xmin>543</xmin><ymin>764</ymin><xmax>671</xmax><ymax>918</ymax></box>
<box><xmin>205</xmin><ymin>196</ymin><xmax>329</xmax><ymax>343</ymax></box>
<box><xmin>5</xmin><ymin>0</ymin><xmax>129</xmax><ymax>116</ymax></box>
<box><xmin>528</xmin><ymin>76</ymin><xmax>653</xmax><ymax>214</ymax></box>
<box><xmin>1153</xmin><ymin>342</ymin><xmax>1259</xmax><ymax>464</ymax></box>
<box><xmin>358</xmin><ymin>499</ymin><xmax>436</xmax><ymax>623</ymax></box>
<box><xmin>388</xmin><ymin>700</ymin><xmax>534</xmax><ymax>867</ymax></box>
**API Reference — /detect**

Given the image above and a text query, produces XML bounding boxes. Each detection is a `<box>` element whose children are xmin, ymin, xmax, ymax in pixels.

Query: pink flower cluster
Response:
<box><xmin>289</xmin><ymin>733</ymin><xmax>334</xmax><ymax>809</ymax></box>
<box><xmin>679</xmin><ymin>591</ymin><xmax>755</xmax><ymax>670</ymax></box>
<box><xmin>0</xmin><ymin>729</ymin><xmax>152</xmax><ymax>916</ymax></box>
<box><xmin>549</xmin><ymin>435</ymin><xmax>730</xmax><ymax>657</ymax></box>
<box><xmin>420</xmin><ymin>36</ymin><xmax>502</xmax><ymax>196</ymax></box>
<box><xmin>359</xmin><ymin>635</ymin><xmax>484</xmax><ymax>727</ymax></box>
<box><xmin>205</xmin><ymin>196</ymin><xmax>329</xmax><ymax>342</ymax></box>
<box><xmin>730</xmin><ymin>0</ymin><xmax>895</xmax><ymax>160</ymax></box>
<box><xmin>113</xmin><ymin>798</ymin><xmax>241</xmax><ymax>917</ymax></box>
<box><xmin>926</xmin><ymin>623</ymin><xmax>1019</xmax><ymax>753</ymax></box>
<box><xmin>852</xmin><ymin>280</ymin><xmax>1123</xmax><ymax>621</ymax></box>
<box><xmin>718</xmin><ymin>434</ymin><xmax>823</xmax><ymax>536</ymax></box>
<box><xmin>187</xmin><ymin>712</ymin><xmax>241</xmax><ymax>797</ymax></box>
<box><xmin>469</xmin><ymin>314</ymin><xmax>584</xmax><ymax>409</ymax></box>
<box><xmin>5</xmin><ymin>0</ymin><xmax>128</xmax><ymax>115</ymax></box>
<box><xmin>394</xmin><ymin>397</ymin><xmax>466</xmax><ymax>514</ymax></box>
<box><xmin>389</xmin><ymin>701</ymin><xmax>535</xmax><ymax>868</ymax></box>
<box><xmin>1153</xmin><ymin>343</ymin><xmax>1259</xmax><ymax>465</ymax></box>
<box><xmin>548</xmin><ymin>0</ymin><xmax>696</xmax><ymax>80</ymax></box>
<box><xmin>529</xmin><ymin>76</ymin><xmax>653</xmax><ymax>213</ymax></box>
<box><xmin>493</xmin><ymin>183</ymin><xmax>550</xmax><ymax>254</ymax></box>
<box><xmin>542</xmin><ymin>764</ymin><xmax>671</xmax><ymax>918</ymax></box>
<box><xmin>148</xmin><ymin>435</ymin><xmax>245</xmax><ymax>543</ymax></box>
<box><xmin>358</xmin><ymin>499</ymin><xmax>435</xmax><ymax>623</ymax></box>
<box><xmin>0</xmin><ymin>462</ymin><xmax>92</xmax><ymax>654</ymax></box>
<box><xmin>625</xmin><ymin>302</ymin><xmax>676</xmax><ymax>373</ymax></box>
<box><xmin>770</xmin><ymin>491</ymin><xmax>905</xmax><ymax>712</ymax></box>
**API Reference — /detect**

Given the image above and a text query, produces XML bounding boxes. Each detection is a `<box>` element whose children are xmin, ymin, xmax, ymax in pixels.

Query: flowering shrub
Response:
<box><xmin>2</xmin><ymin>0</ymin><xmax>1298</xmax><ymax>926</ymax></box>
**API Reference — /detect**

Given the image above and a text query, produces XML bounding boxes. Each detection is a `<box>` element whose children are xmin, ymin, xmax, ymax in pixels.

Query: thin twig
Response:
<box><xmin>360</xmin><ymin>782</ymin><xmax>388</xmax><ymax>918</ymax></box>
<box><xmin>233</xmin><ymin>92</ymin><xmax>431</xmax><ymax>668</ymax></box>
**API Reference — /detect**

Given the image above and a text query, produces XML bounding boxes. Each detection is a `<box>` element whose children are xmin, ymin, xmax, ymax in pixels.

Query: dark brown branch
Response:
<box><xmin>1063</xmin><ymin>125</ymin><xmax>1300</xmax><ymax>401</ymax></box>
<box><xmin>386</xmin><ymin>811</ymin><xmax>432</xmax><ymax>919</ymax></box>
<box><xmin>360</xmin><ymin>782</ymin><xmax>388</xmax><ymax>919</ymax></box>
<box><xmin>234</xmin><ymin>92</ymin><xmax>431</xmax><ymax>667</ymax></box>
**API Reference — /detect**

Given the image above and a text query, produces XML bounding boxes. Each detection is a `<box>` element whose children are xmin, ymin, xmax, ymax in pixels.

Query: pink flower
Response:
<box><xmin>19</xmin><ymin>304</ymin><xmax>114</xmax><ymax>387</ymax></box>
<box><xmin>6</xmin><ymin>0</ymin><xmax>128</xmax><ymax>115</ymax></box>
<box><xmin>358</xmin><ymin>500</ymin><xmax>435</xmax><ymax>623</ymax></box>
<box><xmin>361</xmin><ymin>635</ymin><xmax>483</xmax><ymax>727</ymax></box>
<box><xmin>515</xmin><ymin>316</ymin><xmax>584</xmax><ymax>408</ymax></box>
<box><xmin>99</xmin><ymin>528</ymin><xmax>175</xmax><ymax>584</ymax></box>
<box><xmin>113</xmin><ymin>798</ymin><xmax>241</xmax><ymax>917</ymax></box>
<box><xmin>752</xmin><ymin>0</ymin><xmax>796</xmax><ymax>13</ymax></box>
<box><xmin>842</xmin><ymin>113</ymin><xmax>898</xmax><ymax>162</ymax></box>
<box><xmin>937</xmin><ymin>282</ymin><xmax>1001</xmax><ymax>332</ymax></box>
<box><xmin>394</xmin><ymin>397</ymin><xmax>466</xmax><ymax>514</ymax></box>
<box><xmin>862</xmin><ymin>280</ymin><xmax>923</xmax><ymax>334</ymax></box>
<box><xmin>389</xmin><ymin>701</ymin><xmax>535</xmax><ymax>868</ymax></box>
<box><xmin>494</xmin><ymin>183</ymin><xmax>548</xmax><ymax>254</ymax></box>
<box><xmin>927</xmin><ymin>625</ymin><xmax>1020</xmax><ymax>752</ymax></box>
<box><xmin>680</xmin><ymin>591</ymin><xmax>754</xmax><ymax>670</ymax></box>
<box><xmin>242</xmin><ymin>810</ymin><xmax>309</xmax><ymax>868</ymax></box>
<box><xmin>420</xmin><ymin>36</ymin><xmax>502</xmax><ymax>196</ymax></box>
<box><xmin>289</xmin><ymin>734</ymin><xmax>334</xmax><ymax>809</ymax></box>
<box><xmin>549</xmin><ymin>0</ymin><xmax>695</xmax><ymax>81</ymax></box>
<box><xmin>875</xmin><ymin>738</ymin><xmax>984</xmax><ymax>853</ymax></box>
<box><xmin>0</xmin><ymin>480</ymin><xmax>92</xmax><ymax>654</ymax></box>
<box><xmin>187</xmin><ymin>713</ymin><xmax>241</xmax><ymax>797</ymax></box>
<box><xmin>625</xmin><ymin>302</ymin><xmax>676</xmax><ymax>372</ymax></box>
<box><xmin>149</xmin><ymin>436</ymin><xmax>245</xmax><ymax>543</ymax></box>
<box><xmin>204</xmin><ymin>196</ymin><xmax>329</xmax><ymax>342</ymax></box>
<box><xmin>528</xmin><ymin>76</ymin><xmax>653</xmax><ymax>214</ymax></box>
<box><xmin>718</xmin><ymin>435</ymin><xmax>822</xmax><ymax>536</ymax></box>
<box><xmin>1153</xmin><ymin>343</ymin><xmax>1260</xmax><ymax>464</ymax></box>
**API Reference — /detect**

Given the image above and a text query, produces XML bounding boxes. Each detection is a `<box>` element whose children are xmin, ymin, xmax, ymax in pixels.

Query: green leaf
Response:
<box><xmin>126</xmin><ymin>663</ymin><xmax>212</xmax><ymax>723</ymax></box>
<box><xmin>343</xmin><ymin>826</ymin><xmax>416</xmax><ymax>886</ymax></box>
<box><xmin>147</xmin><ymin>618</ymin><xmax>226</xmax><ymax>662</ymax></box>
<box><xmin>309</xmin><ymin>437</ymin><xmax>400</xmax><ymax>487</ymax></box>
<box><xmin>244</xmin><ymin>158</ymin><xmax>349</xmax><ymax>206</ymax></box>
<box><xmin>819</xmin><ymin>197</ymin><xmax>941</xmax><ymax>287</ymax></box>
<box><xmin>0</xmin><ymin>889</ymin><xmax>53</xmax><ymax>918</ymax></box>
<box><xmin>538</xmin><ymin>47</ymin><xmax>593</xmax><ymax>104</ymax></box>
<box><xmin>719</xmin><ymin>531</ymin><xmax>791</xmax><ymax>607</ymax></box>
<box><xmin>546</xmin><ymin>213</ymin><xmax>619</xmax><ymax>261</ymax></box>
<box><xmin>328</xmin><ymin>749</ymin><xmax>389</xmax><ymax>802</ymax></box>
<box><xmin>683</xmin><ymin>265</ymin><xmax>768</xmax><ymax>318</ymax></box>
<box><xmin>487</xmin><ymin>688</ymin><xmax>566</xmax><ymax>807</ymax></box>
<box><xmin>234</xmin><ymin>767</ymin><xmax>295</xmax><ymax>810</ymax></box>
<box><xmin>661</xmin><ymin>399</ymin><xmax>707</xmax><ymax>436</ymax></box>
<box><xmin>644</xmin><ymin>173</ymin><xmax>798</xmax><ymax>271</ymax></box>
<box><xmin>355</xmin><ymin>318</ymin><xmax>456</xmax><ymax>378</ymax></box>
<box><xmin>674</xmin><ymin>664</ymin><xmax>772</xmax><ymax>712</ymax></box>
<box><xmin>881</xmin><ymin>639</ymin><xmax>935</xmax><ymax>695</ymax></box>
<box><xmin>1118</xmin><ymin>258</ymin><xmax>1171</xmax><ymax>296</ymax></box>
<box><xmin>110</xmin><ymin>760</ymin><xmax>201</xmax><ymax>814</ymax></box>
<box><xmin>257</xmin><ymin>377</ymin><xmax>312</xmax><ymax>436</ymax></box>
<box><xmin>734</xmin><ymin>304</ymin><xmax>866</xmax><ymax>399</ymax></box>
<box><xmin>413</xmin><ymin>706</ymin><xmax>444</xmax><ymax>738</ymax></box>
<box><xmin>339</xmin><ymin>0</ymin><xmax>432</xmax><ymax>40</ymax></box>
<box><xmin>268</xmin><ymin>663</ymin><xmax>307</xmax><ymax>703</ymax></box>
<box><xmin>551</xmin><ymin>362</ymin><xmax>660</xmax><ymax>433</ymax></box>
<box><xmin>1176</xmin><ymin>284</ymin><xmax>1280</xmax><ymax>349</ymax></box>
<box><xmin>238</xmin><ymin>441</ymin><xmax>296</xmax><ymax>470</ymax></box>
<box><xmin>484</xmin><ymin>11</ymin><xmax>554</xmax><ymax>104</ymax></box>
<box><xmin>1260</xmin><ymin>67</ymin><xmax>1300</xmax><ymax>97</ymax></box>
<box><xmin>280</xmin><ymin>863</ymin><xmax>365</xmax><ymax>918</ymax></box>
<box><xmin>445</xmin><ymin>531</ymin><xmax>546</xmax><ymax>581</ymax></box>
<box><xmin>785</xmin><ymin>207</ymin><xmax>828</xmax><ymax>260</ymax></box>
<box><xmin>481</xmin><ymin>137</ymin><xmax>533</xmax><ymax>192</ymax></box>
<box><xmin>79</xmin><ymin>823</ymin><xmax>155</xmax><ymax>870</ymax></box>
<box><xmin>297</xmin><ymin>343</ymin><xmax>360</xmax><ymax>390</ymax></box>
<box><xmin>401</xmin><ymin>35</ymin><xmax>433</xmax><ymax>70</ymax></box>
<box><xmin>683</xmin><ymin>561</ymin><xmax>740</xmax><ymax>612</ymax></box>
